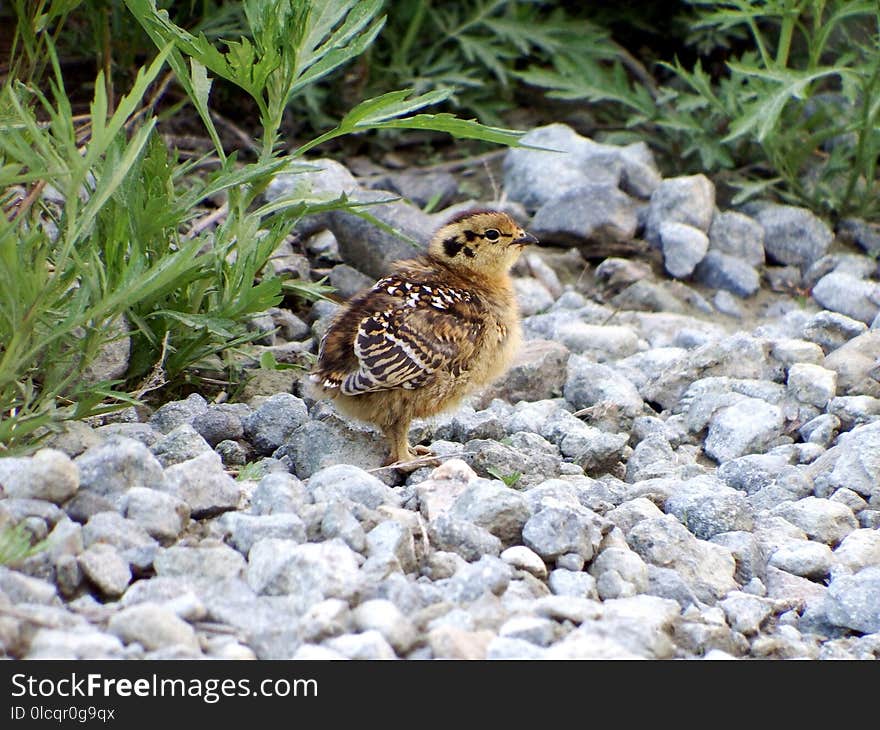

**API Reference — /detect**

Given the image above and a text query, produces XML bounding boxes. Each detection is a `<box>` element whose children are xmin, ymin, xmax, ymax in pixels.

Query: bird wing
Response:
<box><xmin>338</xmin><ymin>297</ymin><xmax>483</xmax><ymax>396</ymax></box>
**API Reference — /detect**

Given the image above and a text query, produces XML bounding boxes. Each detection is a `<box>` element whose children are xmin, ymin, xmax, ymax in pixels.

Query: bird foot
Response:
<box><xmin>383</xmin><ymin>445</ymin><xmax>439</xmax><ymax>472</ymax></box>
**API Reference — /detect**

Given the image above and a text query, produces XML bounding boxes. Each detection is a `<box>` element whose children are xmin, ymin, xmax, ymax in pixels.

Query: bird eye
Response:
<box><xmin>485</xmin><ymin>229</ymin><xmax>500</xmax><ymax>241</ymax></box>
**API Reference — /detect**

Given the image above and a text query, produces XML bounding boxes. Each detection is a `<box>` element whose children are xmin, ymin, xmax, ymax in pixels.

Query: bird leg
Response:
<box><xmin>382</xmin><ymin>420</ymin><xmax>436</xmax><ymax>470</ymax></box>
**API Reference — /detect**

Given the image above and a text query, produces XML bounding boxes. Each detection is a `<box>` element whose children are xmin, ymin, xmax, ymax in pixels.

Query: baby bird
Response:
<box><xmin>309</xmin><ymin>209</ymin><xmax>538</xmax><ymax>467</ymax></box>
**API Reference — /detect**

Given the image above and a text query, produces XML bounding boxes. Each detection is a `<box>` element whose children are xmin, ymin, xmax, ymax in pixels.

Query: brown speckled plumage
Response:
<box><xmin>309</xmin><ymin>209</ymin><xmax>537</xmax><ymax>467</ymax></box>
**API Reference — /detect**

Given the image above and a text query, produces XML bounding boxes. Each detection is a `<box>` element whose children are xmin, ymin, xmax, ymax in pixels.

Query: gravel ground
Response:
<box><xmin>2</xmin><ymin>124</ymin><xmax>879</xmax><ymax>660</ymax></box>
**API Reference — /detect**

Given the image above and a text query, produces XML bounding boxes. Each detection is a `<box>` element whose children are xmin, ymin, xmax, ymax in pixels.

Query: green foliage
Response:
<box><xmin>519</xmin><ymin>0</ymin><xmax>880</xmax><ymax>219</ymax></box>
<box><xmin>0</xmin><ymin>522</ymin><xmax>47</xmax><ymax>566</ymax></box>
<box><xmin>0</xmin><ymin>0</ymin><xmax>525</xmax><ymax>454</ymax></box>
<box><xmin>365</xmin><ymin>0</ymin><xmax>624</xmax><ymax>126</ymax></box>
<box><xmin>486</xmin><ymin>466</ymin><xmax>522</xmax><ymax>488</ymax></box>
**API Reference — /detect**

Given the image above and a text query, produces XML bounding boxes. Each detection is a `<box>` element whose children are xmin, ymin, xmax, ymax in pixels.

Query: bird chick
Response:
<box><xmin>308</xmin><ymin>209</ymin><xmax>538</xmax><ymax>467</ymax></box>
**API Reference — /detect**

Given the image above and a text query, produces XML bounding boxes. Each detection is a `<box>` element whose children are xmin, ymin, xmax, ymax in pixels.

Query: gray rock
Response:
<box><xmin>0</xmin><ymin>449</ymin><xmax>78</xmax><ymax>504</ymax></box>
<box><xmin>823</xmin><ymin>567</ymin><xmax>880</xmax><ymax>634</ymax></box>
<box><xmin>329</xmin><ymin>263</ymin><xmax>374</xmax><ymax>299</ymax></box>
<box><xmin>513</xmin><ymin>277</ymin><xmax>555</xmax><ymax>316</ymax></box>
<box><xmin>0</xmin><ymin>566</ymin><xmax>58</xmax><ymax>605</ymax></box>
<box><xmin>713</xmin><ymin>289</ymin><xmax>744</xmax><ymax>318</ymax></box>
<box><xmin>108</xmin><ymin>603</ymin><xmax>200</xmax><ymax>652</ymax></box>
<box><xmin>366</xmin><ymin>521</ymin><xmax>417</xmax><ymax>574</ymax></box>
<box><xmin>244</xmin><ymin>393</ymin><xmax>309</xmax><ymax>456</ymax></box>
<box><xmin>563</xmin><ymin>356</ymin><xmax>644</xmax><ymax>423</ymax></box>
<box><xmin>352</xmin><ymin>599</ymin><xmax>417</xmax><ymax>654</ymax></box>
<box><xmin>708</xmin><ymin>211</ymin><xmax>765</xmax><ymax>266</ymax></box>
<box><xmin>82</xmin><ymin>512</ymin><xmax>158</xmax><ymax>571</ymax></box>
<box><xmin>440</xmin><ymin>555</ymin><xmax>511</xmax><ymax>604</ymax></box>
<box><xmin>644</xmin><ymin>174</ymin><xmax>715</xmax><ymax>245</ymax></box>
<box><xmin>75</xmin><ymin>437</ymin><xmax>165</xmax><ymax>504</ymax></box>
<box><xmin>279</xmin><ymin>417</ymin><xmax>388</xmax><ymax>479</ymax></box>
<box><xmin>473</xmin><ymin>339</ymin><xmax>569</xmax><ymax>407</ymax></box>
<box><xmin>800</xmin><ymin>413</ymin><xmax>840</xmax><ymax>447</ymax></box>
<box><xmin>625</xmin><ymin>435</ymin><xmax>676</xmax><ymax>482</ymax></box>
<box><xmin>665</xmin><ymin>475</ymin><xmax>754</xmax><ymax>540</ymax></box>
<box><xmin>755</xmin><ymin>204</ymin><xmax>832</xmax><ymax>268</ymax></box>
<box><xmin>812</xmin><ymin>271</ymin><xmax>880</xmax><ymax>325</ymax></box>
<box><xmin>522</xmin><ymin>504</ymin><xmax>604</xmax><ymax>562</ymax></box>
<box><xmin>503</xmin><ymin>124</ymin><xmax>623</xmax><ymax>210</ymax></box>
<box><xmin>267</xmin><ymin>157</ymin><xmax>358</xmax><ymax>204</ymax></box>
<box><xmin>216</xmin><ymin>512</ymin><xmax>307</xmax><ymax>555</ymax></box>
<box><xmin>770</xmin><ymin>338</ymin><xmax>826</xmax><ymax>368</ymax></box>
<box><xmin>771</xmin><ymin>497</ymin><xmax>857</xmax><ymax>545</ymax></box>
<box><xmin>247</xmin><ymin>539</ymin><xmax>360</xmax><ymax>603</ymax></box>
<box><xmin>148</xmin><ymin>393</ymin><xmax>208</xmax><ymax>433</ymax></box>
<box><xmin>606</xmin><ymin>497</ymin><xmax>665</xmax><ymax>533</ymax></box>
<box><xmin>324</xmin><ymin>630</ymin><xmax>397</xmax><ymax>659</ymax></box>
<box><xmin>829</xmin><ymin>488</ymin><xmax>869</xmax><ymax>514</ymax></box>
<box><xmin>151</xmin><ymin>424</ymin><xmax>213</xmax><ymax>467</ymax></box>
<box><xmin>833</xmin><ymin>529</ymin><xmax>880</xmax><ymax>576</ymax></box>
<box><xmin>717</xmin><ymin>453</ymin><xmax>796</xmax><ymax>495</ymax></box>
<box><xmin>802</xmin><ymin>310</ymin><xmax>868</xmax><ymax>352</ymax></box>
<box><xmin>531</xmin><ymin>184</ymin><xmax>638</xmax><ymax>244</ymax></box>
<box><xmin>626</xmin><ymin>516</ymin><xmax>737</xmax><ymax>602</ymax></box>
<box><xmin>823</xmin><ymin>331</ymin><xmax>880</xmax><ymax>397</ymax></box>
<box><xmin>78</xmin><ymin>543</ymin><xmax>131</xmax><ymax>597</ymax></box>
<box><xmin>450</xmin><ymin>479</ymin><xmax>530</xmax><ymax>545</ymax></box>
<box><xmin>589</xmin><ymin>546</ymin><xmax>649</xmax><ymax>595</ymax></box>
<box><xmin>26</xmin><ymin>628</ymin><xmax>125</xmax><ymax>659</ymax></box>
<box><xmin>787</xmin><ymin>363</ymin><xmax>837</xmax><ymax>408</ymax></box>
<box><xmin>660</xmin><ymin>221</ymin><xmax>709</xmax><ymax>278</ymax></box>
<box><xmin>693</xmin><ymin>251</ymin><xmax>760</xmax><ymax>297</ymax></box>
<box><xmin>376</xmin><ymin>169</ymin><xmax>459</xmax><ymax>210</ymax></box>
<box><xmin>326</xmin><ymin>191</ymin><xmax>432</xmax><ymax>279</ymax></box>
<box><xmin>618</xmin><ymin>141</ymin><xmax>662</xmax><ymax>198</ymax></box>
<box><xmin>154</xmin><ymin>543</ymin><xmax>246</xmax><ymax>581</ymax></box>
<box><xmin>704</xmin><ymin>398</ymin><xmax>783</xmax><ymax>463</ymax></box>
<box><xmin>768</xmin><ymin>540</ymin><xmax>833</xmax><ymax>580</ymax></box>
<box><xmin>500</xmin><ymin>545</ymin><xmax>547</xmax><ymax>579</ymax></box>
<box><xmin>122</xmin><ymin>487</ymin><xmax>189</xmax><ymax>541</ymax></box>
<box><xmin>498</xmin><ymin>615</ymin><xmax>559</xmax><ymax>647</ymax></box>
<box><xmin>162</xmin><ymin>451</ymin><xmax>240</xmax><ymax>518</ymax></box>
<box><xmin>719</xmin><ymin>592</ymin><xmax>774</xmax><ymax>635</ymax></box>
<box><xmin>189</xmin><ymin>406</ymin><xmax>246</xmax><ymax>448</ymax></box>
<box><xmin>547</xmin><ymin>568</ymin><xmax>598</xmax><ymax>599</ymax></box>
<box><xmin>250</xmin><ymin>472</ymin><xmax>310</xmax><ymax>515</ymax></box>
<box><xmin>428</xmin><ymin>514</ymin><xmax>502</xmax><ymax>561</ymax></box>
<box><xmin>308</xmin><ymin>464</ymin><xmax>400</xmax><ymax>509</ymax></box>
<box><xmin>827</xmin><ymin>396</ymin><xmax>880</xmax><ymax>430</ymax></box>
<box><xmin>320</xmin><ymin>503</ymin><xmax>366</xmax><ymax>552</ymax></box>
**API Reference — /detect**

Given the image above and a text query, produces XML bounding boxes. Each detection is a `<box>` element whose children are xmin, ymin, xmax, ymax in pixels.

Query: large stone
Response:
<box><xmin>531</xmin><ymin>184</ymin><xmax>638</xmax><ymax>245</ymax></box>
<box><xmin>708</xmin><ymin>211</ymin><xmax>765</xmax><ymax>266</ymax></box>
<box><xmin>812</xmin><ymin>271</ymin><xmax>880</xmax><ymax>325</ymax></box>
<box><xmin>162</xmin><ymin>452</ymin><xmax>240</xmax><ymax>518</ymax></box>
<box><xmin>243</xmin><ymin>393</ymin><xmax>310</xmax><ymax>456</ymax></box>
<box><xmin>246</xmin><ymin>539</ymin><xmax>360</xmax><ymax>603</ymax></box>
<box><xmin>771</xmin><ymin>497</ymin><xmax>857</xmax><ymax>545</ymax></box>
<box><xmin>822</xmin><ymin>332</ymin><xmax>880</xmax><ymax>398</ymax></box>
<box><xmin>704</xmin><ymin>398</ymin><xmax>784</xmax><ymax>463</ymax></box>
<box><xmin>755</xmin><ymin>204</ymin><xmax>832</xmax><ymax>268</ymax></box>
<box><xmin>626</xmin><ymin>515</ymin><xmax>737</xmax><ymax>602</ymax></box>
<box><xmin>664</xmin><ymin>475</ymin><xmax>754</xmax><ymax>540</ymax></box>
<box><xmin>450</xmin><ymin>480</ymin><xmax>531</xmax><ymax>546</ymax></box>
<box><xmin>522</xmin><ymin>504</ymin><xmax>604</xmax><ymax>562</ymax></box>
<box><xmin>693</xmin><ymin>251</ymin><xmax>760</xmax><ymax>297</ymax></box>
<box><xmin>0</xmin><ymin>449</ymin><xmax>78</xmax><ymax>504</ymax></box>
<box><xmin>822</xmin><ymin>567</ymin><xmax>880</xmax><ymax>634</ymax></box>
<box><xmin>660</xmin><ymin>222</ymin><xmax>709</xmax><ymax>278</ymax></box>
<box><xmin>307</xmin><ymin>464</ymin><xmax>400</xmax><ymax>509</ymax></box>
<box><xmin>473</xmin><ymin>339</ymin><xmax>569</xmax><ymax>407</ymax></box>
<box><xmin>644</xmin><ymin>174</ymin><xmax>715</xmax><ymax>245</ymax></box>
<box><xmin>75</xmin><ymin>437</ymin><xmax>165</xmax><ymax>504</ymax></box>
<box><xmin>107</xmin><ymin>603</ymin><xmax>199</xmax><ymax>652</ymax></box>
<box><xmin>503</xmin><ymin>124</ymin><xmax>623</xmax><ymax>209</ymax></box>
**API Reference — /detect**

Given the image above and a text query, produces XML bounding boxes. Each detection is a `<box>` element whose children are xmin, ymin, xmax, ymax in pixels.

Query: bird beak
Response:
<box><xmin>512</xmin><ymin>232</ymin><xmax>538</xmax><ymax>247</ymax></box>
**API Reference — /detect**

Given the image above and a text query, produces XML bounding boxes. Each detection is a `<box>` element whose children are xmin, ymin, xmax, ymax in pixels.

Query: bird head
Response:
<box><xmin>428</xmin><ymin>209</ymin><xmax>538</xmax><ymax>278</ymax></box>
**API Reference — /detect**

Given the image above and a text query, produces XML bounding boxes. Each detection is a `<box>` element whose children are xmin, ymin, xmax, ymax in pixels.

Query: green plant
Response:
<box><xmin>363</xmin><ymin>0</ymin><xmax>624</xmax><ymax>126</ymax></box>
<box><xmin>0</xmin><ymin>523</ymin><xmax>48</xmax><ymax>566</ymax></box>
<box><xmin>0</xmin><ymin>0</ymin><xmax>525</xmax><ymax>454</ymax></box>
<box><xmin>486</xmin><ymin>465</ymin><xmax>522</xmax><ymax>488</ymax></box>
<box><xmin>519</xmin><ymin>0</ymin><xmax>880</xmax><ymax>220</ymax></box>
